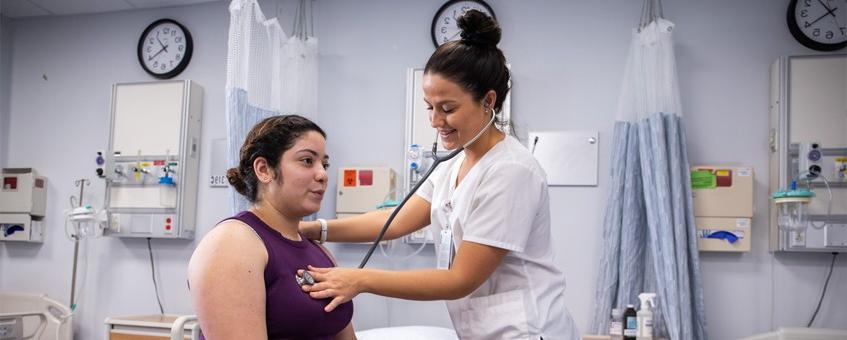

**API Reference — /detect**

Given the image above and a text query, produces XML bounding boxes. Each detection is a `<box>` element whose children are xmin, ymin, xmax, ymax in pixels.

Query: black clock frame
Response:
<box><xmin>431</xmin><ymin>0</ymin><xmax>496</xmax><ymax>48</ymax></box>
<box><xmin>787</xmin><ymin>0</ymin><xmax>847</xmax><ymax>51</ymax></box>
<box><xmin>137</xmin><ymin>18</ymin><xmax>194</xmax><ymax>79</ymax></box>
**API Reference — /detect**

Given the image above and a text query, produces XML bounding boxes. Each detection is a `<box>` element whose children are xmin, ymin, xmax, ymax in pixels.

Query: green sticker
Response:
<box><xmin>691</xmin><ymin>170</ymin><xmax>716</xmax><ymax>189</ymax></box>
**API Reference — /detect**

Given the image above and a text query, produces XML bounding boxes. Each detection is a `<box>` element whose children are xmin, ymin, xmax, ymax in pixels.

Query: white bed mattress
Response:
<box><xmin>356</xmin><ymin>325</ymin><xmax>458</xmax><ymax>340</ymax></box>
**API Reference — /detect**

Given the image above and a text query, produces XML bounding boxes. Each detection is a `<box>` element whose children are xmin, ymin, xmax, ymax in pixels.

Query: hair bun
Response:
<box><xmin>226</xmin><ymin>167</ymin><xmax>249</xmax><ymax>197</ymax></box>
<box><xmin>457</xmin><ymin>9</ymin><xmax>501</xmax><ymax>48</ymax></box>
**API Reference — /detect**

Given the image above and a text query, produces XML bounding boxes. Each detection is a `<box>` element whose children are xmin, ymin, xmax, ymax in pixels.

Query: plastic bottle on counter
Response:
<box><xmin>623</xmin><ymin>304</ymin><xmax>637</xmax><ymax>340</ymax></box>
<box><xmin>610</xmin><ymin>308</ymin><xmax>623</xmax><ymax>340</ymax></box>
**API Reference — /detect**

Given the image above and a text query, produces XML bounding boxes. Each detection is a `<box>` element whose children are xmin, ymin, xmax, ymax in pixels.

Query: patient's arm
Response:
<box><xmin>300</xmin><ymin>195</ymin><xmax>432</xmax><ymax>242</ymax></box>
<box><xmin>188</xmin><ymin>220</ymin><xmax>269</xmax><ymax>340</ymax></box>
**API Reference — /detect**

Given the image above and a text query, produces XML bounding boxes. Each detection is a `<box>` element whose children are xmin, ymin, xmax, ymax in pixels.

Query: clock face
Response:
<box><xmin>788</xmin><ymin>0</ymin><xmax>847</xmax><ymax>51</ymax></box>
<box><xmin>431</xmin><ymin>0</ymin><xmax>496</xmax><ymax>47</ymax></box>
<box><xmin>138</xmin><ymin>19</ymin><xmax>193</xmax><ymax>79</ymax></box>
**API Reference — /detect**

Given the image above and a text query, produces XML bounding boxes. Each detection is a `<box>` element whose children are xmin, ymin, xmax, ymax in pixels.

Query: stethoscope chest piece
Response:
<box><xmin>295</xmin><ymin>270</ymin><xmax>315</xmax><ymax>286</ymax></box>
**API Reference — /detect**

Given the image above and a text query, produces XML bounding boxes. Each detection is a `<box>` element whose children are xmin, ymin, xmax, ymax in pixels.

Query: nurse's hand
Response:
<box><xmin>299</xmin><ymin>265</ymin><xmax>362</xmax><ymax>312</ymax></box>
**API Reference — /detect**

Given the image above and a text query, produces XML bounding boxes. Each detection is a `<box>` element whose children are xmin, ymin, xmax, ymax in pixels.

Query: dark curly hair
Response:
<box><xmin>226</xmin><ymin>115</ymin><xmax>326</xmax><ymax>202</ymax></box>
<box><xmin>424</xmin><ymin>9</ymin><xmax>510</xmax><ymax>117</ymax></box>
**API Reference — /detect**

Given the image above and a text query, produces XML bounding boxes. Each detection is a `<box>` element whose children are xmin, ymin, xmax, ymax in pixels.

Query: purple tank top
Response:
<box><xmin>208</xmin><ymin>211</ymin><xmax>354</xmax><ymax>339</ymax></box>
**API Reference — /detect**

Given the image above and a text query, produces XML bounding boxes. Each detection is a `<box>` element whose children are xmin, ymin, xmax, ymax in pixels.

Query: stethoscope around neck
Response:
<box><xmin>295</xmin><ymin>108</ymin><xmax>497</xmax><ymax>287</ymax></box>
<box><xmin>356</xmin><ymin>108</ymin><xmax>497</xmax><ymax>268</ymax></box>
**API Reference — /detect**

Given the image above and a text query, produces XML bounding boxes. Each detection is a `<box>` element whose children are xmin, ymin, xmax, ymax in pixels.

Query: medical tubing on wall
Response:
<box><xmin>358</xmin><ymin>147</ymin><xmax>464</xmax><ymax>268</ymax></box>
<box><xmin>378</xmin><ymin>233</ymin><xmax>428</xmax><ymax>261</ymax></box>
<box><xmin>807</xmin><ymin>175</ymin><xmax>833</xmax><ymax>230</ymax></box>
<box><xmin>376</xmin><ymin>190</ymin><xmax>429</xmax><ymax>261</ymax></box>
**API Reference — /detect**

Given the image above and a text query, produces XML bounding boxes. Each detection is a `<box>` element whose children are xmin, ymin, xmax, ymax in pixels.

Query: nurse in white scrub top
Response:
<box><xmin>299</xmin><ymin>10</ymin><xmax>579</xmax><ymax>340</ymax></box>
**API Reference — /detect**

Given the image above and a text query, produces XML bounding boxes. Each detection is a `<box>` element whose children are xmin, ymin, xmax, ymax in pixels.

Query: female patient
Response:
<box><xmin>188</xmin><ymin>115</ymin><xmax>354</xmax><ymax>339</ymax></box>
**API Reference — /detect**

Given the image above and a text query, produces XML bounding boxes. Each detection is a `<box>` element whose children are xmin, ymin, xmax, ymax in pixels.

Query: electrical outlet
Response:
<box><xmin>824</xmin><ymin>224</ymin><xmax>847</xmax><ymax>247</ymax></box>
<box><xmin>789</xmin><ymin>230</ymin><xmax>806</xmax><ymax>248</ymax></box>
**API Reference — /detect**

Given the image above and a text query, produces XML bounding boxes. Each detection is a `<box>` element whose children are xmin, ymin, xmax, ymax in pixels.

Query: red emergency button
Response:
<box><xmin>165</xmin><ymin>225</ymin><xmax>172</xmax><ymax>231</ymax></box>
<box><xmin>166</xmin><ymin>217</ymin><xmax>172</xmax><ymax>223</ymax></box>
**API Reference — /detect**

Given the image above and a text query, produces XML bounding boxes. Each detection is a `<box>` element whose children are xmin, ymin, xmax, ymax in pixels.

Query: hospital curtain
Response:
<box><xmin>226</xmin><ymin>0</ymin><xmax>318</xmax><ymax>213</ymax></box>
<box><xmin>589</xmin><ymin>8</ymin><xmax>708</xmax><ymax>340</ymax></box>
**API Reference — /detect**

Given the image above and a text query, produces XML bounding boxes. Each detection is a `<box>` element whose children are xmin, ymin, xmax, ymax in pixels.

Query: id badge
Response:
<box><xmin>437</xmin><ymin>228</ymin><xmax>454</xmax><ymax>270</ymax></box>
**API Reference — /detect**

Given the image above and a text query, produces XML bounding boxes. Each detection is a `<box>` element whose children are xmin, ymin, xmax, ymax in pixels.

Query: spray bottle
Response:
<box><xmin>637</xmin><ymin>293</ymin><xmax>657</xmax><ymax>340</ymax></box>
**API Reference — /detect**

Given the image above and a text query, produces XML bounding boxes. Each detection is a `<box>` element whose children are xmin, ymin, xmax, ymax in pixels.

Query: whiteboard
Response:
<box><xmin>528</xmin><ymin>130</ymin><xmax>599</xmax><ymax>186</ymax></box>
<box><xmin>112</xmin><ymin>82</ymin><xmax>184</xmax><ymax>156</ymax></box>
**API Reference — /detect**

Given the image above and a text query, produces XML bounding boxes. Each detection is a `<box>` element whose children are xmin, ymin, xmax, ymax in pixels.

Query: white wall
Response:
<box><xmin>0</xmin><ymin>1</ymin><xmax>845</xmax><ymax>340</ymax></box>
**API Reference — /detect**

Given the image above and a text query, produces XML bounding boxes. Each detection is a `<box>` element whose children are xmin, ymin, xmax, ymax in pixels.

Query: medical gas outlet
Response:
<box><xmin>101</xmin><ymin>80</ymin><xmax>202</xmax><ymax>239</ymax></box>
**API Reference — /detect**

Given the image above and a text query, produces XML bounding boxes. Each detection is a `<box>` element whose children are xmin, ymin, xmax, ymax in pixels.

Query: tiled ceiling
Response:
<box><xmin>0</xmin><ymin>0</ymin><xmax>223</xmax><ymax>18</ymax></box>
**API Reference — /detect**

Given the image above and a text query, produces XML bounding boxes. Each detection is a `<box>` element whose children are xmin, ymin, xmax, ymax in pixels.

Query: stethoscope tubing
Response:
<box><xmin>358</xmin><ymin>111</ymin><xmax>496</xmax><ymax>268</ymax></box>
<box><xmin>357</xmin><ymin>147</ymin><xmax>463</xmax><ymax>268</ymax></box>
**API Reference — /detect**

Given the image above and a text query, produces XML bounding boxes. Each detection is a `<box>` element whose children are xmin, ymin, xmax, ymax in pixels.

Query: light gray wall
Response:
<box><xmin>0</xmin><ymin>14</ymin><xmax>9</xmax><ymax>280</ymax></box>
<box><xmin>1</xmin><ymin>14</ymin><xmax>10</xmax><ymax>170</ymax></box>
<box><xmin>0</xmin><ymin>1</ymin><xmax>845</xmax><ymax>340</ymax></box>
<box><xmin>0</xmin><ymin>3</ymin><xmax>231</xmax><ymax>340</ymax></box>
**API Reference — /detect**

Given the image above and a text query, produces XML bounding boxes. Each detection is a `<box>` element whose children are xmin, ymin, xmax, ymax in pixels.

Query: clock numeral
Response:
<box><xmin>149</xmin><ymin>38</ymin><xmax>155</xmax><ymax>44</ymax></box>
<box><xmin>805</xmin><ymin>21</ymin><xmax>812</xmax><ymax>28</ymax></box>
<box><xmin>813</xmin><ymin>28</ymin><xmax>820</xmax><ymax>37</ymax></box>
<box><xmin>452</xmin><ymin>9</ymin><xmax>458</xmax><ymax>19</ymax></box>
<box><xmin>840</xmin><ymin>27</ymin><xmax>846</xmax><ymax>35</ymax></box>
<box><xmin>175</xmin><ymin>37</ymin><xmax>183</xmax><ymax>43</ymax></box>
<box><xmin>163</xmin><ymin>27</ymin><xmax>170</xmax><ymax>35</ymax></box>
<box><xmin>800</xmin><ymin>9</ymin><xmax>808</xmax><ymax>17</ymax></box>
<box><xmin>178</xmin><ymin>45</ymin><xmax>185</xmax><ymax>52</ymax></box>
<box><xmin>803</xmin><ymin>0</ymin><xmax>811</xmax><ymax>6</ymax></box>
<box><xmin>176</xmin><ymin>53</ymin><xmax>181</xmax><ymax>60</ymax></box>
<box><xmin>147</xmin><ymin>46</ymin><xmax>152</xmax><ymax>53</ymax></box>
<box><xmin>443</xmin><ymin>17</ymin><xmax>450</xmax><ymax>24</ymax></box>
<box><xmin>171</xmin><ymin>30</ymin><xmax>176</xmax><ymax>36</ymax></box>
<box><xmin>153</xmin><ymin>61</ymin><xmax>159</xmax><ymax>68</ymax></box>
<box><xmin>826</xmin><ymin>30</ymin><xmax>834</xmax><ymax>39</ymax></box>
<box><xmin>441</xmin><ymin>27</ymin><xmax>447</xmax><ymax>33</ymax></box>
<box><xmin>442</xmin><ymin>36</ymin><xmax>448</xmax><ymax>43</ymax></box>
<box><xmin>171</xmin><ymin>61</ymin><xmax>174</xmax><ymax>67</ymax></box>
<box><xmin>161</xmin><ymin>64</ymin><xmax>166</xmax><ymax>71</ymax></box>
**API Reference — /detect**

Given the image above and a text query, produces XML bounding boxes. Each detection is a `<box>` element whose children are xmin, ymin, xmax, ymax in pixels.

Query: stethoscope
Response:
<box><xmin>357</xmin><ymin>107</ymin><xmax>497</xmax><ymax>269</ymax></box>
<box><xmin>296</xmin><ymin>106</ymin><xmax>496</xmax><ymax>286</ymax></box>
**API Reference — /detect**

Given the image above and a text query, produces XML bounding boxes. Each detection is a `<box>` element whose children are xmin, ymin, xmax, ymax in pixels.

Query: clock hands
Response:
<box><xmin>804</xmin><ymin>6</ymin><xmax>839</xmax><ymax>28</ymax></box>
<box><xmin>817</xmin><ymin>0</ymin><xmax>834</xmax><ymax>12</ymax></box>
<box><xmin>148</xmin><ymin>31</ymin><xmax>171</xmax><ymax>62</ymax></box>
<box><xmin>156</xmin><ymin>32</ymin><xmax>169</xmax><ymax>53</ymax></box>
<box><xmin>148</xmin><ymin>47</ymin><xmax>166</xmax><ymax>61</ymax></box>
<box><xmin>817</xmin><ymin>0</ymin><xmax>844</xmax><ymax>28</ymax></box>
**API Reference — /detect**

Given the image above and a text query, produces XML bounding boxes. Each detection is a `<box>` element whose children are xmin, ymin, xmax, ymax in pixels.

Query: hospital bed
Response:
<box><xmin>0</xmin><ymin>292</ymin><xmax>73</xmax><ymax>340</ymax></box>
<box><xmin>740</xmin><ymin>327</ymin><xmax>847</xmax><ymax>340</ymax></box>
<box><xmin>354</xmin><ymin>326</ymin><xmax>458</xmax><ymax>339</ymax></box>
<box><xmin>105</xmin><ymin>315</ymin><xmax>200</xmax><ymax>340</ymax></box>
<box><xmin>165</xmin><ymin>314</ymin><xmax>458</xmax><ymax>340</ymax></box>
